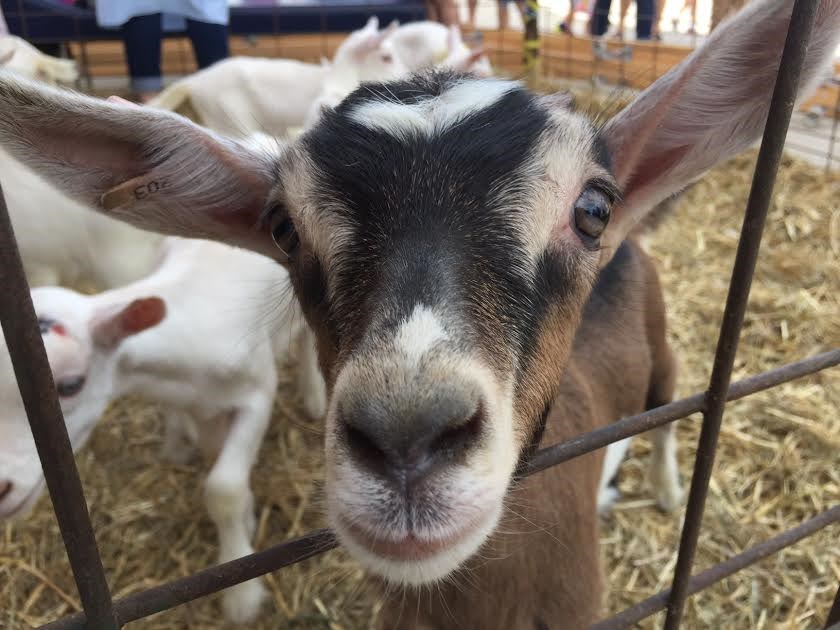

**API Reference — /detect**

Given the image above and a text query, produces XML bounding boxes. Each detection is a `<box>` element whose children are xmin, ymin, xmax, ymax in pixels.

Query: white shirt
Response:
<box><xmin>95</xmin><ymin>0</ymin><xmax>229</xmax><ymax>30</ymax></box>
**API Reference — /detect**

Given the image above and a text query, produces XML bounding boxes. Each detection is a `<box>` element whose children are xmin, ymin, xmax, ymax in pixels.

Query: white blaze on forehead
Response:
<box><xmin>395</xmin><ymin>305</ymin><xmax>447</xmax><ymax>362</ymax></box>
<box><xmin>520</xmin><ymin>108</ymin><xmax>610</xmax><ymax>268</ymax></box>
<box><xmin>348</xmin><ymin>78</ymin><xmax>520</xmax><ymax>139</ymax></box>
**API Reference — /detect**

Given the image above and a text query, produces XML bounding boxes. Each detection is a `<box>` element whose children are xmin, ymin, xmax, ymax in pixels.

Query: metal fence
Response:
<box><xmin>0</xmin><ymin>0</ymin><xmax>839</xmax><ymax>628</ymax></box>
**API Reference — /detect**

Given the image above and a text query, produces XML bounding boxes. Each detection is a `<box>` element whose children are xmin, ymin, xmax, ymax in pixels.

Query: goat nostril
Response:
<box><xmin>344</xmin><ymin>422</ymin><xmax>387</xmax><ymax>465</ymax></box>
<box><xmin>0</xmin><ymin>480</ymin><xmax>12</xmax><ymax>502</ymax></box>
<box><xmin>431</xmin><ymin>404</ymin><xmax>485</xmax><ymax>456</ymax></box>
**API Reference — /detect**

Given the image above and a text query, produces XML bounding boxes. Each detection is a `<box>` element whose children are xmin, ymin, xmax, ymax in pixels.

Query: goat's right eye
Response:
<box><xmin>573</xmin><ymin>187</ymin><xmax>611</xmax><ymax>244</ymax></box>
<box><xmin>56</xmin><ymin>375</ymin><xmax>86</xmax><ymax>398</ymax></box>
<box><xmin>38</xmin><ymin>317</ymin><xmax>55</xmax><ymax>334</ymax></box>
<box><xmin>269</xmin><ymin>210</ymin><xmax>299</xmax><ymax>259</ymax></box>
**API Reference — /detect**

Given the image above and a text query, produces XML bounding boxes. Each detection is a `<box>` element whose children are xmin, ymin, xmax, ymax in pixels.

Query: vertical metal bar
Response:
<box><xmin>663</xmin><ymin>1</ymin><xmax>821</xmax><ymax>627</ymax></box>
<box><xmin>826</xmin><ymin>582</ymin><xmax>840</xmax><ymax>629</ymax></box>
<box><xmin>826</xmin><ymin>81</ymin><xmax>840</xmax><ymax>175</ymax></box>
<box><xmin>522</xmin><ymin>0</ymin><xmax>540</xmax><ymax>84</ymax></box>
<box><xmin>0</xmin><ymin>184</ymin><xmax>120</xmax><ymax>630</ymax></box>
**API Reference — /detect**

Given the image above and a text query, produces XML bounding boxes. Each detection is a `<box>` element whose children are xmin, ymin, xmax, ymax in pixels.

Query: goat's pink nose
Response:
<box><xmin>0</xmin><ymin>480</ymin><xmax>12</xmax><ymax>502</ymax></box>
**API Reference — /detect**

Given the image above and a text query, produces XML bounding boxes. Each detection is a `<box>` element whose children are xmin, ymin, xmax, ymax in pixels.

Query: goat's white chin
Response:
<box><xmin>333</xmin><ymin>503</ymin><xmax>503</xmax><ymax>586</ymax></box>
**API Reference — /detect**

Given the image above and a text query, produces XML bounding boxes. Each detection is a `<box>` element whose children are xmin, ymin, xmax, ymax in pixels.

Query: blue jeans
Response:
<box><xmin>122</xmin><ymin>13</ymin><xmax>229</xmax><ymax>92</ymax></box>
<box><xmin>590</xmin><ymin>0</ymin><xmax>655</xmax><ymax>39</ymax></box>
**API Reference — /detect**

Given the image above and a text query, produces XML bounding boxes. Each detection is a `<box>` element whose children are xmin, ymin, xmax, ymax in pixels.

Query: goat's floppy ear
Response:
<box><xmin>0</xmin><ymin>47</ymin><xmax>14</xmax><ymax>66</ymax></box>
<box><xmin>598</xmin><ymin>0</ymin><xmax>840</xmax><ymax>265</ymax></box>
<box><xmin>0</xmin><ymin>75</ymin><xmax>279</xmax><ymax>257</ymax></box>
<box><xmin>91</xmin><ymin>297</ymin><xmax>166</xmax><ymax>348</ymax></box>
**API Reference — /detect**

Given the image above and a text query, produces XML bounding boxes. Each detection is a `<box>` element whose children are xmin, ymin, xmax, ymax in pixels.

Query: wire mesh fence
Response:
<box><xmin>0</xmin><ymin>0</ymin><xmax>838</xmax><ymax>628</ymax></box>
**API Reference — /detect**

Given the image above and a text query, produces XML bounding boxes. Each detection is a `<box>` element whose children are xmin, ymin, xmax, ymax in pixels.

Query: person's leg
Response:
<box><xmin>559</xmin><ymin>0</ymin><xmax>575</xmax><ymax>33</ymax></box>
<box><xmin>652</xmin><ymin>0</ymin><xmax>665</xmax><ymax>37</ymax></box>
<box><xmin>466</xmin><ymin>0</ymin><xmax>478</xmax><ymax>29</ymax></box>
<box><xmin>590</xmin><ymin>0</ymin><xmax>612</xmax><ymax>36</ymax></box>
<box><xmin>121</xmin><ymin>13</ymin><xmax>163</xmax><ymax>101</ymax></box>
<box><xmin>185</xmin><ymin>19</ymin><xmax>230</xmax><ymax>69</ymax></box>
<box><xmin>498</xmin><ymin>0</ymin><xmax>509</xmax><ymax>30</ymax></box>
<box><xmin>616</xmin><ymin>0</ymin><xmax>630</xmax><ymax>37</ymax></box>
<box><xmin>436</xmin><ymin>0</ymin><xmax>459</xmax><ymax>26</ymax></box>
<box><xmin>425</xmin><ymin>0</ymin><xmax>440</xmax><ymax>23</ymax></box>
<box><xmin>635</xmin><ymin>0</ymin><xmax>653</xmax><ymax>38</ymax></box>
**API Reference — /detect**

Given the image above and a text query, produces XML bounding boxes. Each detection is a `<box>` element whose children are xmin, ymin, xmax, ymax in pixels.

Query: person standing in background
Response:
<box><xmin>95</xmin><ymin>1</ymin><xmax>230</xmax><ymax>102</ymax></box>
<box><xmin>590</xmin><ymin>0</ymin><xmax>654</xmax><ymax>39</ymax></box>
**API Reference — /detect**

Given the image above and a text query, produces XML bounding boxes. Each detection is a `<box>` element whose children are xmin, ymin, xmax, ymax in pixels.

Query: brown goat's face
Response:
<box><xmin>270</xmin><ymin>74</ymin><xmax>617</xmax><ymax>584</ymax></box>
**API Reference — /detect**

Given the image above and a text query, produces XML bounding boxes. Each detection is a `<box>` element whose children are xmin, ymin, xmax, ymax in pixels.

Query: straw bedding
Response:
<box><xmin>1</xmin><ymin>131</ymin><xmax>837</xmax><ymax>628</ymax></box>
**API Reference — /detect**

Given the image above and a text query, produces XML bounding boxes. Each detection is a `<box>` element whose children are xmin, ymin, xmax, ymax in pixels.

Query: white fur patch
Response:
<box><xmin>394</xmin><ymin>305</ymin><xmax>447</xmax><ymax>362</ymax></box>
<box><xmin>348</xmin><ymin>78</ymin><xmax>520</xmax><ymax>139</ymax></box>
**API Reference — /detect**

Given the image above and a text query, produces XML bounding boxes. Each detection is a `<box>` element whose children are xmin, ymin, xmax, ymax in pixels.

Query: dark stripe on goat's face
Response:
<box><xmin>300</xmin><ymin>71</ymin><xmax>602</xmax><ymax>398</ymax></box>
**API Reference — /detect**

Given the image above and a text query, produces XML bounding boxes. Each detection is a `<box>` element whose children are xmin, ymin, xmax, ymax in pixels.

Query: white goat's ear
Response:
<box><xmin>364</xmin><ymin>16</ymin><xmax>379</xmax><ymax>32</ymax></box>
<box><xmin>598</xmin><ymin>0</ymin><xmax>840</xmax><ymax>265</ymax></box>
<box><xmin>90</xmin><ymin>297</ymin><xmax>166</xmax><ymax>348</ymax></box>
<box><xmin>0</xmin><ymin>76</ymin><xmax>279</xmax><ymax>256</ymax></box>
<box><xmin>382</xmin><ymin>19</ymin><xmax>400</xmax><ymax>37</ymax></box>
<box><xmin>0</xmin><ymin>47</ymin><xmax>14</xmax><ymax>66</ymax></box>
<box><xmin>447</xmin><ymin>24</ymin><xmax>463</xmax><ymax>52</ymax></box>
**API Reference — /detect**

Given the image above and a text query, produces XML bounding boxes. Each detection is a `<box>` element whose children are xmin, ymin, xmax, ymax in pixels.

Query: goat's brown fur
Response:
<box><xmin>379</xmin><ymin>238</ymin><xmax>675</xmax><ymax>629</ymax></box>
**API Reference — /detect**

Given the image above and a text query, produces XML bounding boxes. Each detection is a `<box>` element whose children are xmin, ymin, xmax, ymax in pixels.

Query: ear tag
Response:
<box><xmin>101</xmin><ymin>174</ymin><xmax>171</xmax><ymax>211</ymax></box>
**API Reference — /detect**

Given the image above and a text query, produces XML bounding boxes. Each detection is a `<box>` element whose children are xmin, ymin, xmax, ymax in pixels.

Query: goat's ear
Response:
<box><xmin>91</xmin><ymin>297</ymin><xmax>166</xmax><ymax>348</ymax></box>
<box><xmin>0</xmin><ymin>47</ymin><xmax>14</xmax><ymax>66</ymax></box>
<box><xmin>0</xmin><ymin>75</ymin><xmax>279</xmax><ymax>257</ymax></box>
<box><xmin>447</xmin><ymin>24</ymin><xmax>464</xmax><ymax>53</ymax></box>
<box><xmin>598</xmin><ymin>0</ymin><xmax>840</xmax><ymax>265</ymax></box>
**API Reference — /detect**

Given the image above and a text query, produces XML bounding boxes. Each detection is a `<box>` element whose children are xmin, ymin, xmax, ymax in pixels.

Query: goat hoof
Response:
<box><xmin>597</xmin><ymin>485</ymin><xmax>621</xmax><ymax>515</ymax></box>
<box><xmin>655</xmin><ymin>483</ymin><xmax>684</xmax><ymax>513</ymax></box>
<box><xmin>222</xmin><ymin>579</ymin><xmax>268</xmax><ymax>624</ymax></box>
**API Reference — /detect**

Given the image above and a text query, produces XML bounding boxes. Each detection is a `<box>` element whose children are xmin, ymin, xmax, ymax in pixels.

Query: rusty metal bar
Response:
<box><xmin>40</xmin><ymin>529</ymin><xmax>337</xmax><ymax>629</ymax></box>
<box><xmin>33</xmin><ymin>349</ymin><xmax>838</xmax><ymax>627</ymax></box>
<box><xmin>827</xmin><ymin>582</ymin><xmax>840</xmax><ymax>629</ymax></box>
<box><xmin>521</xmin><ymin>348</ymin><xmax>840</xmax><ymax>477</ymax></box>
<box><xmin>0</xmin><ymin>184</ymin><xmax>119</xmax><ymax>629</ymax></box>
<box><xmin>663</xmin><ymin>1</ymin><xmax>821</xmax><ymax>627</ymax></box>
<box><xmin>593</xmin><ymin>504</ymin><xmax>840</xmax><ymax>629</ymax></box>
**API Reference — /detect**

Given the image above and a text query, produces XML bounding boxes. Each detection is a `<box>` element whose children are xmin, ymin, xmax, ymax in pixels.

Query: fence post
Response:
<box><xmin>0</xmin><ymin>184</ymin><xmax>119</xmax><ymax>629</ymax></box>
<box><xmin>663</xmin><ymin>1</ymin><xmax>822</xmax><ymax>627</ymax></box>
<box><xmin>522</xmin><ymin>0</ymin><xmax>540</xmax><ymax>85</ymax></box>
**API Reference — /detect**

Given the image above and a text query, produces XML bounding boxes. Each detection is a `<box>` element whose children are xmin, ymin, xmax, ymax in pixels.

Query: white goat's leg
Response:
<box><xmin>204</xmin><ymin>394</ymin><xmax>272</xmax><ymax>624</ymax></box>
<box><xmin>597</xmin><ymin>437</ymin><xmax>631</xmax><ymax>515</ymax></box>
<box><xmin>158</xmin><ymin>409</ymin><xmax>196</xmax><ymax>464</ymax></box>
<box><xmin>648</xmin><ymin>422</ymin><xmax>683</xmax><ymax>512</ymax></box>
<box><xmin>297</xmin><ymin>326</ymin><xmax>327</xmax><ymax>419</ymax></box>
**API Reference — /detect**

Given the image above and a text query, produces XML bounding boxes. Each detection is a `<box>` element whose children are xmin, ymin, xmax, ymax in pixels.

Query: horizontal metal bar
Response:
<box><xmin>36</xmin><ymin>350</ymin><xmax>838</xmax><ymax>627</ymax></box>
<box><xmin>0</xmin><ymin>184</ymin><xmax>119</xmax><ymax>629</ymax></box>
<box><xmin>40</xmin><ymin>529</ymin><xmax>337</xmax><ymax>629</ymax></box>
<box><xmin>521</xmin><ymin>348</ymin><xmax>840</xmax><ymax>476</ymax></box>
<box><xmin>593</xmin><ymin>504</ymin><xmax>840</xmax><ymax>629</ymax></box>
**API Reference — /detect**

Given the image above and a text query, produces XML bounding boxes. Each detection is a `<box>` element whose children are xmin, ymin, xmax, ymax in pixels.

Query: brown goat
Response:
<box><xmin>0</xmin><ymin>0</ymin><xmax>838</xmax><ymax>625</ymax></box>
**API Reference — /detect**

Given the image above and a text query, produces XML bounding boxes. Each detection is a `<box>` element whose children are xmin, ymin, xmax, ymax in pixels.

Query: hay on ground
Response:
<box><xmin>1</xmin><ymin>146</ymin><xmax>838</xmax><ymax>629</ymax></box>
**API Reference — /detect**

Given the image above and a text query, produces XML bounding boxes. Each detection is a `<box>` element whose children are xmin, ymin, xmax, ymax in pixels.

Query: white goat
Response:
<box><xmin>389</xmin><ymin>21</ymin><xmax>493</xmax><ymax>76</ymax></box>
<box><xmin>302</xmin><ymin>16</ymin><xmax>405</xmax><ymax>128</ymax></box>
<box><xmin>1</xmin><ymin>147</ymin><xmax>165</xmax><ymax>289</ymax></box>
<box><xmin>0</xmin><ymin>35</ymin><xmax>77</xmax><ymax>85</ymax></box>
<box><xmin>149</xmin><ymin>56</ymin><xmax>328</xmax><ymax>139</ymax></box>
<box><xmin>0</xmin><ymin>236</ymin><xmax>327</xmax><ymax>623</ymax></box>
<box><xmin>150</xmin><ymin>17</ymin><xmax>405</xmax><ymax>138</ymax></box>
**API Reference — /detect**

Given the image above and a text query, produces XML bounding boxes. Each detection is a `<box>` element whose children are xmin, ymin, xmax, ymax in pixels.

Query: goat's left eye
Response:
<box><xmin>38</xmin><ymin>317</ymin><xmax>55</xmax><ymax>334</ymax></box>
<box><xmin>573</xmin><ymin>187</ymin><xmax>611</xmax><ymax>241</ymax></box>
<box><xmin>56</xmin><ymin>375</ymin><xmax>86</xmax><ymax>398</ymax></box>
<box><xmin>269</xmin><ymin>210</ymin><xmax>299</xmax><ymax>258</ymax></box>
